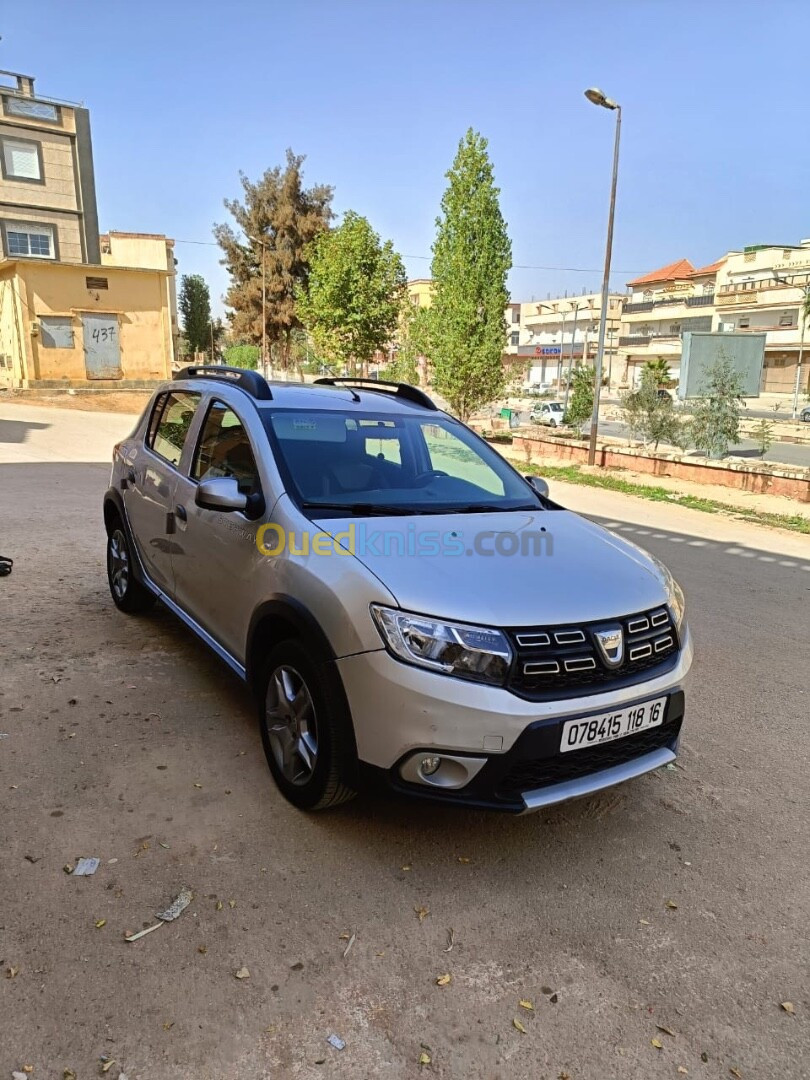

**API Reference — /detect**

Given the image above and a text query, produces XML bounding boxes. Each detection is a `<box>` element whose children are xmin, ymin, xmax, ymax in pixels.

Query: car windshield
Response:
<box><xmin>264</xmin><ymin>409</ymin><xmax>542</xmax><ymax>515</ymax></box>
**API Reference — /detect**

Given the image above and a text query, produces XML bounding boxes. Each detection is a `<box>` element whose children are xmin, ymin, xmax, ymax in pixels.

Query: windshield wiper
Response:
<box><xmin>301</xmin><ymin>501</ymin><xmax>416</xmax><ymax>516</ymax></box>
<box><xmin>448</xmin><ymin>503</ymin><xmax>543</xmax><ymax>514</ymax></box>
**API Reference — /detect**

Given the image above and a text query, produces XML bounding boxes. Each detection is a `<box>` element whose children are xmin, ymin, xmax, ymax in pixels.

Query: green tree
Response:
<box><xmin>223</xmin><ymin>343</ymin><xmax>260</xmax><ymax>370</ymax></box>
<box><xmin>621</xmin><ymin>368</ymin><xmax>686</xmax><ymax>450</ymax></box>
<box><xmin>214</xmin><ymin>150</ymin><xmax>333</xmax><ymax>371</ymax></box>
<box><xmin>564</xmin><ymin>364</ymin><xmax>596</xmax><ymax>429</ymax></box>
<box><xmin>688</xmin><ymin>352</ymin><xmax>746</xmax><ymax>458</ymax></box>
<box><xmin>179</xmin><ymin>274</ymin><xmax>212</xmax><ymax>356</ymax></box>
<box><xmin>752</xmin><ymin>418</ymin><xmax>774</xmax><ymax>457</ymax></box>
<box><xmin>383</xmin><ymin>304</ymin><xmax>430</xmax><ymax>385</ymax></box>
<box><xmin>642</xmin><ymin>357</ymin><xmax>673</xmax><ymax>387</ymax></box>
<box><xmin>297</xmin><ymin>211</ymin><xmax>407</xmax><ymax>376</ymax></box>
<box><xmin>426</xmin><ymin>129</ymin><xmax>512</xmax><ymax>420</ymax></box>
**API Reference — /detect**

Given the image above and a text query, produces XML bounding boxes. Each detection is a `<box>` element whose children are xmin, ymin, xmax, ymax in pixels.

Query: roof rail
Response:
<box><xmin>313</xmin><ymin>376</ymin><xmax>436</xmax><ymax>411</ymax></box>
<box><xmin>173</xmin><ymin>365</ymin><xmax>273</xmax><ymax>400</ymax></box>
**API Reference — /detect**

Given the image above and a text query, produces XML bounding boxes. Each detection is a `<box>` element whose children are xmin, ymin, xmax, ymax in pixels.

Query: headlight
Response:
<box><xmin>667</xmin><ymin>578</ymin><xmax>686</xmax><ymax>630</ymax></box>
<box><xmin>370</xmin><ymin>605</ymin><xmax>512</xmax><ymax>686</ymax></box>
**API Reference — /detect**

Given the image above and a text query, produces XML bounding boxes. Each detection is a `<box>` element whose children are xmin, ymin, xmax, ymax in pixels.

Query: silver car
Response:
<box><xmin>104</xmin><ymin>367</ymin><xmax>692</xmax><ymax>813</ymax></box>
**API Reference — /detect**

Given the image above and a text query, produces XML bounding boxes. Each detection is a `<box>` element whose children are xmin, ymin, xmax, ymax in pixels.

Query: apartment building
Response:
<box><xmin>715</xmin><ymin>242</ymin><xmax>810</xmax><ymax>394</ymax></box>
<box><xmin>504</xmin><ymin>292</ymin><xmax>624</xmax><ymax>388</ymax></box>
<box><xmin>619</xmin><ymin>259</ymin><xmax>721</xmax><ymax>386</ymax></box>
<box><xmin>618</xmin><ymin>243</ymin><xmax>810</xmax><ymax>395</ymax></box>
<box><xmin>0</xmin><ymin>70</ymin><xmax>177</xmax><ymax>387</ymax></box>
<box><xmin>0</xmin><ymin>69</ymin><xmax>99</xmax><ymax>265</ymax></box>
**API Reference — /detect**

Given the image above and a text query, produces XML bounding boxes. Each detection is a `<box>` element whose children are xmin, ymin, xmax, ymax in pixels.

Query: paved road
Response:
<box><xmin>1</xmin><ymin>404</ymin><xmax>808</xmax><ymax>1080</ymax></box>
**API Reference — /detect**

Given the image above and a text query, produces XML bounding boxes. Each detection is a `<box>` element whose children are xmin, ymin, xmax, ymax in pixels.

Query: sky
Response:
<box><xmin>4</xmin><ymin>1</ymin><xmax>809</xmax><ymax>315</ymax></box>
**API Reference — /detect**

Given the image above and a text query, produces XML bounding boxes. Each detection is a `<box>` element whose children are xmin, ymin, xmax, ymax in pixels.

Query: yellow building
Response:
<box><xmin>0</xmin><ymin>256</ymin><xmax>176</xmax><ymax>386</ymax></box>
<box><xmin>406</xmin><ymin>278</ymin><xmax>435</xmax><ymax>308</ymax></box>
<box><xmin>0</xmin><ymin>70</ymin><xmax>178</xmax><ymax>387</ymax></box>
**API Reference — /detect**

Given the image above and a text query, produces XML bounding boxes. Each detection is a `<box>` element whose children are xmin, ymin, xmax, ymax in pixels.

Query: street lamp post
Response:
<box><xmin>584</xmin><ymin>87</ymin><xmax>622</xmax><ymax>466</ymax></box>
<box><xmin>248</xmin><ymin>234</ymin><xmax>268</xmax><ymax>378</ymax></box>
<box><xmin>773</xmin><ymin>274</ymin><xmax>808</xmax><ymax>418</ymax></box>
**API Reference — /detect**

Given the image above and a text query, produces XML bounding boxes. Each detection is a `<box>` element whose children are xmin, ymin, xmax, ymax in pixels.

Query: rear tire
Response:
<box><xmin>106</xmin><ymin>518</ymin><xmax>156</xmax><ymax>614</ymax></box>
<box><xmin>257</xmin><ymin>639</ymin><xmax>357</xmax><ymax>811</ymax></box>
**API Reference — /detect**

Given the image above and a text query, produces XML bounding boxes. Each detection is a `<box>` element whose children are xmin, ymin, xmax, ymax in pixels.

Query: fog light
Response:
<box><xmin>420</xmin><ymin>755</ymin><xmax>441</xmax><ymax>776</ymax></box>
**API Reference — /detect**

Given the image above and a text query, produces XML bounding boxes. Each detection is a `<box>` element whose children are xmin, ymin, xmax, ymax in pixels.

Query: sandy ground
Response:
<box><xmin>0</xmin><ymin>405</ymin><xmax>808</xmax><ymax>1080</ymax></box>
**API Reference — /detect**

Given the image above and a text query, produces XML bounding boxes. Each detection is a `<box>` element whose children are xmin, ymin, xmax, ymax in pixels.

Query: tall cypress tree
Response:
<box><xmin>428</xmin><ymin>129</ymin><xmax>512</xmax><ymax>420</ymax></box>
<box><xmin>178</xmin><ymin>274</ymin><xmax>212</xmax><ymax>357</ymax></box>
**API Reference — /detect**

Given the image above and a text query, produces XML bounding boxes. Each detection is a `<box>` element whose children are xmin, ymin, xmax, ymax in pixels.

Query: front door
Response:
<box><xmin>124</xmin><ymin>390</ymin><xmax>201</xmax><ymax>594</ymax></box>
<box><xmin>82</xmin><ymin>313</ymin><xmax>121</xmax><ymax>379</ymax></box>
<box><xmin>172</xmin><ymin>399</ymin><xmax>269</xmax><ymax>663</ymax></box>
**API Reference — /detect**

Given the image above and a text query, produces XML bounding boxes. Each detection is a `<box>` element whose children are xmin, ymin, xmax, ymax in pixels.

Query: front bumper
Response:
<box><xmin>337</xmin><ymin>626</ymin><xmax>692</xmax><ymax>813</ymax></box>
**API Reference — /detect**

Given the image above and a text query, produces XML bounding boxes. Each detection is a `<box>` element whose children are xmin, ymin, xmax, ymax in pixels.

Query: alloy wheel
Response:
<box><xmin>109</xmin><ymin>529</ymin><xmax>129</xmax><ymax>600</ymax></box>
<box><xmin>265</xmin><ymin>665</ymin><xmax>318</xmax><ymax>785</ymax></box>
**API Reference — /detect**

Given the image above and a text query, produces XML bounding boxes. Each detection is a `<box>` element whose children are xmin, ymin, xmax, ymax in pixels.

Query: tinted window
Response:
<box><xmin>192</xmin><ymin>401</ymin><xmax>261</xmax><ymax>496</ymax></box>
<box><xmin>148</xmin><ymin>391</ymin><xmax>200</xmax><ymax>467</ymax></box>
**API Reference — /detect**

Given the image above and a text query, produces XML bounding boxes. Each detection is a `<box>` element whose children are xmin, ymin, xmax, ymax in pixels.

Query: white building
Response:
<box><xmin>504</xmin><ymin>292</ymin><xmax>624</xmax><ymax>388</ymax></box>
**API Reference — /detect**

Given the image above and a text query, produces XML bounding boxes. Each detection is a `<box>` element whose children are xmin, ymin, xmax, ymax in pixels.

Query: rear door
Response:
<box><xmin>124</xmin><ymin>389</ymin><xmax>202</xmax><ymax>594</ymax></box>
<box><xmin>82</xmin><ymin>313</ymin><xmax>121</xmax><ymax>379</ymax></box>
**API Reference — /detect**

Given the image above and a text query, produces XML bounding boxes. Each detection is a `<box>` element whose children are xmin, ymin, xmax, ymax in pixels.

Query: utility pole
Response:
<box><xmin>248</xmin><ymin>235</ymin><xmax>268</xmax><ymax>378</ymax></box>
<box><xmin>774</xmin><ymin>273</ymin><xmax>808</xmax><ymax>417</ymax></box>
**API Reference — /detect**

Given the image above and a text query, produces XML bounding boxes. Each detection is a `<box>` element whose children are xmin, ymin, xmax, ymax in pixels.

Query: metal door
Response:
<box><xmin>82</xmin><ymin>313</ymin><xmax>121</xmax><ymax>379</ymax></box>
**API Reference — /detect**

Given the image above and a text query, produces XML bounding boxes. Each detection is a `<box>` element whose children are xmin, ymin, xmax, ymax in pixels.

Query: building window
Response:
<box><xmin>1</xmin><ymin>136</ymin><xmax>43</xmax><ymax>182</ymax></box>
<box><xmin>669</xmin><ymin>323</ymin><xmax>681</xmax><ymax>335</ymax></box>
<box><xmin>779</xmin><ymin>312</ymin><xmax>796</xmax><ymax>327</ymax></box>
<box><xmin>2</xmin><ymin>95</ymin><xmax>61</xmax><ymax>123</ymax></box>
<box><xmin>642</xmin><ymin>290</ymin><xmax>653</xmax><ymax>301</ymax></box>
<box><xmin>39</xmin><ymin>316</ymin><xmax>74</xmax><ymax>349</ymax></box>
<box><xmin>509</xmin><ymin>331</ymin><xmax>519</xmax><ymax>346</ymax></box>
<box><xmin>703</xmin><ymin>283</ymin><xmax>714</xmax><ymax>296</ymax></box>
<box><xmin>2</xmin><ymin>222</ymin><xmax>56</xmax><ymax>259</ymax></box>
<box><xmin>86</xmin><ymin>276</ymin><xmax>109</xmax><ymax>290</ymax></box>
<box><xmin>738</xmin><ymin>317</ymin><xmax>750</xmax><ymax>329</ymax></box>
<box><xmin>511</xmin><ymin>308</ymin><xmax>520</xmax><ymax>324</ymax></box>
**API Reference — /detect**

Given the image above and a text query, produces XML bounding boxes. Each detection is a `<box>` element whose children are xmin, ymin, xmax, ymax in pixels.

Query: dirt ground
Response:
<box><xmin>0</xmin><ymin>407</ymin><xmax>808</xmax><ymax>1080</ymax></box>
<box><xmin>0</xmin><ymin>388</ymin><xmax>154</xmax><ymax>414</ymax></box>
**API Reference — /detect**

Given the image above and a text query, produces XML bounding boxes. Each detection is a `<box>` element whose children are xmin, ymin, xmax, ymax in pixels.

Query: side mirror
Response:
<box><xmin>525</xmin><ymin>475</ymin><xmax>550</xmax><ymax>499</ymax></box>
<box><xmin>195</xmin><ymin>477</ymin><xmax>248</xmax><ymax>513</ymax></box>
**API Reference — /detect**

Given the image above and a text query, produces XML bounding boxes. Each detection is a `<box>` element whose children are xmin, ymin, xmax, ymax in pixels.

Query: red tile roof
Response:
<box><xmin>689</xmin><ymin>258</ymin><xmax>726</xmax><ymax>277</ymax></box>
<box><xmin>627</xmin><ymin>259</ymin><xmax>695</xmax><ymax>286</ymax></box>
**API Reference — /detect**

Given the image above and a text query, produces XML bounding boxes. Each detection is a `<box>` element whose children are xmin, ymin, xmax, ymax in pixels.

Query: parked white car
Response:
<box><xmin>531</xmin><ymin>401</ymin><xmax>565</xmax><ymax>427</ymax></box>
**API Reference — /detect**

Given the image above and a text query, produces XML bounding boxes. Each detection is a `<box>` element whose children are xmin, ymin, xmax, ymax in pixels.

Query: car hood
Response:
<box><xmin>312</xmin><ymin>508</ymin><xmax>669</xmax><ymax>627</ymax></box>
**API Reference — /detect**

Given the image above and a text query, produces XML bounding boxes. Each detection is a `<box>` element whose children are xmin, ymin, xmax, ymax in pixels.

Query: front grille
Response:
<box><xmin>507</xmin><ymin>606</ymin><xmax>679</xmax><ymax>700</ymax></box>
<box><xmin>495</xmin><ymin>718</ymin><xmax>680</xmax><ymax>800</ymax></box>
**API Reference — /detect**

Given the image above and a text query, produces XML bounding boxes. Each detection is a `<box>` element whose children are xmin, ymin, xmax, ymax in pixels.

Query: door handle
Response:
<box><xmin>175</xmin><ymin>504</ymin><xmax>187</xmax><ymax>522</ymax></box>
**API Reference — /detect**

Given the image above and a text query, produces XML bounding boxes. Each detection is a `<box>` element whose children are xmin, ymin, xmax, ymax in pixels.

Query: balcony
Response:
<box><xmin>623</xmin><ymin>301</ymin><xmax>654</xmax><ymax>313</ymax></box>
<box><xmin>619</xmin><ymin>335</ymin><xmax>650</xmax><ymax>347</ymax></box>
<box><xmin>686</xmin><ymin>294</ymin><xmax>715</xmax><ymax>307</ymax></box>
<box><xmin>717</xmin><ymin>291</ymin><xmax>758</xmax><ymax>307</ymax></box>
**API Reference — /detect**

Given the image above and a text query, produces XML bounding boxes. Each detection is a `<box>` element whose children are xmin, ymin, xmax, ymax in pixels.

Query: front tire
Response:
<box><xmin>258</xmin><ymin>639</ymin><xmax>357</xmax><ymax>811</ymax></box>
<box><xmin>106</xmin><ymin>519</ymin><xmax>156</xmax><ymax>614</ymax></box>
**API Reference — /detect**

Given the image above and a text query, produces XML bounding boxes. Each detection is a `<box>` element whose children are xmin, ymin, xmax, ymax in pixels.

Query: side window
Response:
<box><xmin>192</xmin><ymin>401</ymin><xmax>261</xmax><ymax>496</ymax></box>
<box><xmin>420</xmin><ymin>423</ymin><xmax>505</xmax><ymax>496</ymax></box>
<box><xmin>147</xmin><ymin>391</ymin><xmax>201</xmax><ymax>467</ymax></box>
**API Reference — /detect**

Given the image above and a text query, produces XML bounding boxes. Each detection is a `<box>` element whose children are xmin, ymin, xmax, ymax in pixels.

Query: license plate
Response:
<box><xmin>560</xmin><ymin>696</ymin><xmax>667</xmax><ymax>753</ymax></box>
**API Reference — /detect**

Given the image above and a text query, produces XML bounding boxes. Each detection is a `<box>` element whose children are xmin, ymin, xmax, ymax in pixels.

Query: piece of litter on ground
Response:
<box><xmin>677</xmin><ymin>1068</ymin><xmax>689</xmax><ymax>1075</ymax></box>
<box><xmin>418</xmin><ymin>1050</ymin><xmax>431</xmax><ymax>1066</ymax></box>
<box><xmin>780</xmin><ymin>1001</ymin><xmax>795</xmax><ymax>1014</ymax></box>
<box><xmin>414</xmin><ymin>905</ymin><xmax>429</xmax><ymax>922</ymax></box>
<box><xmin>234</xmin><ymin>967</ymin><xmax>250</xmax><ymax>980</ymax></box>
<box><xmin>729</xmin><ymin>1069</ymin><xmax>742</xmax><ymax>1079</ymax></box>
<box><xmin>519</xmin><ymin>999</ymin><xmax>534</xmax><ymax>1011</ymax></box>
<box><xmin>326</xmin><ymin>1034</ymin><xmax>345</xmax><ymax>1051</ymax></box>
<box><xmin>444</xmin><ymin>928</ymin><xmax>455</xmax><ymax>952</ymax></box>
<box><xmin>342</xmin><ymin>933</ymin><xmax>356</xmax><ymax>959</ymax></box>
<box><xmin>665</xmin><ymin>899</ymin><xmax>679</xmax><ymax>909</ymax></box>
<box><xmin>107</xmin><ymin>858</ymin><xmax>118</xmax><ymax>865</ymax></box>
<box><xmin>95</xmin><ymin>919</ymin><xmax>107</xmax><ymax>929</ymax></box>
<box><xmin>125</xmin><ymin>922</ymin><xmax>163</xmax><ymax>942</ymax></box>
<box><xmin>436</xmin><ymin>973</ymin><xmax>452</xmax><ymax>987</ymax></box>
<box><xmin>651</xmin><ymin>1037</ymin><xmax>663</xmax><ymax>1049</ymax></box>
<box><xmin>73</xmin><ymin>857</ymin><xmax>100</xmax><ymax>876</ymax></box>
<box><xmin>157</xmin><ymin>885</ymin><xmax>193</xmax><ymax>922</ymax></box>
<box><xmin>158</xmin><ymin>842</ymin><xmax>170</xmax><ymax>849</ymax></box>
<box><xmin>512</xmin><ymin>1018</ymin><xmax>527</xmax><ymax>1034</ymax></box>
<box><xmin>100</xmin><ymin>1058</ymin><xmax>116</xmax><ymax>1072</ymax></box>
<box><xmin>0</xmin><ymin>733</ymin><xmax>9</xmax><ymax>739</ymax></box>
<box><xmin>13</xmin><ymin>1072</ymin><xmax>28</xmax><ymax>1080</ymax></box>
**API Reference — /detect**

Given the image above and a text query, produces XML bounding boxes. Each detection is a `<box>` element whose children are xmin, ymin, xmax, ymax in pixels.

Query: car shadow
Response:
<box><xmin>0</xmin><ymin>416</ymin><xmax>50</xmax><ymax>444</ymax></box>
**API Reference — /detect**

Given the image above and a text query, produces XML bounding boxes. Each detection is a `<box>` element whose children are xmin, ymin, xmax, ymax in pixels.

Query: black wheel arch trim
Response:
<box><xmin>245</xmin><ymin>596</ymin><xmax>338</xmax><ymax>686</ymax></box>
<box><xmin>103</xmin><ymin>488</ymin><xmax>151</xmax><ymax>589</ymax></box>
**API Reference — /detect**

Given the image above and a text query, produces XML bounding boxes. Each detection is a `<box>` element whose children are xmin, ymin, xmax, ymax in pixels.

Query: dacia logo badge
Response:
<box><xmin>595</xmin><ymin>626</ymin><xmax>624</xmax><ymax>668</ymax></box>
